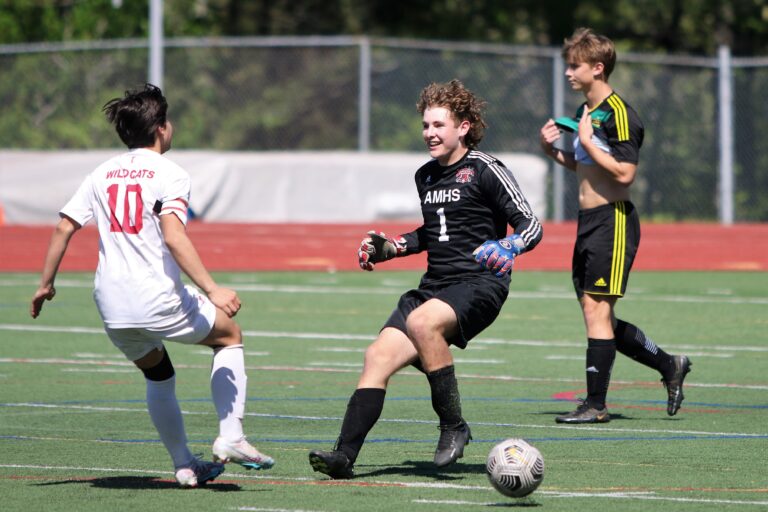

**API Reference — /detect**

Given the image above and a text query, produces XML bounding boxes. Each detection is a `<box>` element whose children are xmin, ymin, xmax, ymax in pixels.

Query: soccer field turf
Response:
<box><xmin>1</xmin><ymin>271</ymin><xmax>766</xmax><ymax>511</ymax></box>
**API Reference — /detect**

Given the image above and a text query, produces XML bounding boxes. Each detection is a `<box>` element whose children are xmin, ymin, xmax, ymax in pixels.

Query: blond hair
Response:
<box><xmin>562</xmin><ymin>28</ymin><xmax>616</xmax><ymax>80</ymax></box>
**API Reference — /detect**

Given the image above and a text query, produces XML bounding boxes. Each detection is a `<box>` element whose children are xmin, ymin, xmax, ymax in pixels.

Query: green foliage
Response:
<box><xmin>4</xmin><ymin>0</ymin><xmax>768</xmax><ymax>54</ymax></box>
<box><xmin>2</xmin><ymin>1</ymin><xmax>767</xmax><ymax>220</ymax></box>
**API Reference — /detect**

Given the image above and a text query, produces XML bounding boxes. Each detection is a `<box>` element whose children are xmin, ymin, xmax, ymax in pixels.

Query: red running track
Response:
<box><xmin>1</xmin><ymin>222</ymin><xmax>767</xmax><ymax>272</ymax></box>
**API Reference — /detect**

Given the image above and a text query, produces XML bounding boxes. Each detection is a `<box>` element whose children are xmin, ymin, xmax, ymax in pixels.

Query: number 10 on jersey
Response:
<box><xmin>107</xmin><ymin>183</ymin><xmax>144</xmax><ymax>234</ymax></box>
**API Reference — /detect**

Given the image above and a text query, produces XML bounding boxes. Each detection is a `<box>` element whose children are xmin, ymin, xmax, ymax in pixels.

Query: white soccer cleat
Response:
<box><xmin>212</xmin><ymin>436</ymin><xmax>275</xmax><ymax>470</ymax></box>
<box><xmin>175</xmin><ymin>458</ymin><xmax>225</xmax><ymax>488</ymax></box>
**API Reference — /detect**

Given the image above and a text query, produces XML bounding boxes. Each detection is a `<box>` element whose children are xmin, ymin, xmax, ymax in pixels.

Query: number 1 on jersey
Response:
<box><xmin>436</xmin><ymin>207</ymin><xmax>449</xmax><ymax>242</ymax></box>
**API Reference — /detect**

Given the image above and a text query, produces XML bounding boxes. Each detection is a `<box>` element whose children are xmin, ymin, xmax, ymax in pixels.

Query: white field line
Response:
<box><xmin>2</xmin><ymin>351</ymin><xmax>768</xmax><ymax>391</ymax></box>
<box><xmin>1</xmin><ymin>463</ymin><xmax>766</xmax><ymax>507</ymax></box>
<box><xmin>233</xmin><ymin>508</ymin><xmax>325</xmax><ymax>512</ymax></box>
<box><xmin>2</xmin><ymin>322</ymin><xmax>768</xmax><ymax>354</ymax></box>
<box><xmin>314</xmin><ymin>347</ymin><xmax>366</xmax><ymax>353</ymax></box>
<box><xmin>0</xmin><ymin>462</ymin><xmax>482</xmax><ymax>490</ymax></box>
<box><xmin>414</xmin><ymin>493</ymin><xmax>768</xmax><ymax>506</ymax></box>
<box><xmin>307</xmin><ymin>362</ymin><xmax>362</xmax><ymax>367</ymax></box>
<box><xmin>192</xmin><ymin>349</ymin><xmax>270</xmax><ymax>357</ymax></box>
<box><xmin>452</xmin><ymin>358</ymin><xmax>505</xmax><ymax>364</ymax></box>
<box><xmin>3</xmin><ymin>277</ymin><xmax>768</xmax><ymax>305</ymax></box>
<box><xmin>2</xmin><ymin>402</ymin><xmax>766</xmax><ymax>438</ymax></box>
<box><xmin>72</xmin><ymin>352</ymin><xmax>125</xmax><ymax>359</ymax></box>
<box><xmin>61</xmin><ymin>368</ymin><xmax>135</xmax><ymax>373</ymax></box>
<box><xmin>547</xmin><ymin>352</ymin><xmax>733</xmax><ymax>360</ymax></box>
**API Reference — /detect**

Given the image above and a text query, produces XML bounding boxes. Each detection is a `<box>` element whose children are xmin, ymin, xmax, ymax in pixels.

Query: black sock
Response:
<box><xmin>586</xmin><ymin>338</ymin><xmax>616</xmax><ymax>409</ymax></box>
<box><xmin>426</xmin><ymin>365</ymin><xmax>463</xmax><ymax>427</ymax></box>
<box><xmin>336</xmin><ymin>388</ymin><xmax>385</xmax><ymax>463</ymax></box>
<box><xmin>614</xmin><ymin>319</ymin><xmax>674</xmax><ymax>376</ymax></box>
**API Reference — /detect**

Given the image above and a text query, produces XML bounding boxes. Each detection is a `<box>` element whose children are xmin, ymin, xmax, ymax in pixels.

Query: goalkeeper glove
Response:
<box><xmin>473</xmin><ymin>234</ymin><xmax>525</xmax><ymax>278</ymax></box>
<box><xmin>358</xmin><ymin>231</ymin><xmax>407</xmax><ymax>271</ymax></box>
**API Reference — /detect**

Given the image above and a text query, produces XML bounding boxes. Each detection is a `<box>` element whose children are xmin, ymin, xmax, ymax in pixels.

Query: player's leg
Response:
<box><xmin>195</xmin><ymin>307</ymin><xmax>274</xmax><ymax>470</ymax></box>
<box><xmin>558</xmin><ymin>203</ymin><xmax>622</xmax><ymax>424</ymax></box>
<box><xmin>556</xmin><ymin>293</ymin><xmax>616</xmax><ymax>424</ymax></box>
<box><xmin>133</xmin><ymin>347</ymin><xmax>196</xmax><ymax>470</ymax></box>
<box><xmin>134</xmin><ymin>348</ymin><xmax>224</xmax><ymax>487</ymax></box>
<box><xmin>613</xmin><ymin>318</ymin><xmax>692</xmax><ymax>415</ymax></box>
<box><xmin>604</xmin><ymin>202</ymin><xmax>670</xmax><ymax>372</ymax></box>
<box><xmin>405</xmin><ymin>298</ymin><xmax>472</xmax><ymax>466</ymax></box>
<box><xmin>610</xmin><ymin>202</ymin><xmax>692</xmax><ymax>415</ymax></box>
<box><xmin>310</xmin><ymin>327</ymin><xmax>418</xmax><ymax>479</ymax></box>
<box><xmin>583</xmin><ymin>294</ymin><xmax>618</xmax><ymax>407</ymax></box>
<box><xmin>107</xmin><ymin>329</ymin><xmax>189</xmax><ymax>470</ymax></box>
<box><xmin>417</xmin><ymin>280</ymin><xmax>506</xmax><ymax>466</ymax></box>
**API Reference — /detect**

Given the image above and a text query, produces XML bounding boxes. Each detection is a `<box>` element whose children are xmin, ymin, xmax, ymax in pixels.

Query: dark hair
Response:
<box><xmin>416</xmin><ymin>79</ymin><xmax>487</xmax><ymax>148</ymax></box>
<box><xmin>102</xmin><ymin>83</ymin><xmax>168</xmax><ymax>148</ymax></box>
<box><xmin>562</xmin><ymin>27</ymin><xmax>616</xmax><ymax>80</ymax></box>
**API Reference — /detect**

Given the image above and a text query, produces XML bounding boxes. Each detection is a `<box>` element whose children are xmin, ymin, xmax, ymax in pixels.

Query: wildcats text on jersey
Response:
<box><xmin>423</xmin><ymin>188</ymin><xmax>461</xmax><ymax>205</ymax></box>
<box><xmin>105</xmin><ymin>168</ymin><xmax>156</xmax><ymax>180</ymax></box>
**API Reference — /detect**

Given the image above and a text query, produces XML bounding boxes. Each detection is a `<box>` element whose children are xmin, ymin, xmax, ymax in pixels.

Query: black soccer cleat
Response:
<box><xmin>434</xmin><ymin>421</ymin><xmax>472</xmax><ymax>467</ymax></box>
<box><xmin>662</xmin><ymin>355</ymin><xmax>692</xmax><ymax>416</ymax></box>
<box><xmin>308</xmin><ymin>450</ymin><xmax>354</xmax><ymax>479</ymax></box>
<box><xmin>555</xmin><ymin>400</ymin><xmax>610</xmax><ymax>424</ymax></box>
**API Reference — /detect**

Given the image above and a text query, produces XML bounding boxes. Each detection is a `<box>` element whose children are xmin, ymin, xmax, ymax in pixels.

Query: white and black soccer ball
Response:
<box><xmin>486</xmin><ymin>438</ymin><xmax>545</xmax><ymax>498</ymax></box>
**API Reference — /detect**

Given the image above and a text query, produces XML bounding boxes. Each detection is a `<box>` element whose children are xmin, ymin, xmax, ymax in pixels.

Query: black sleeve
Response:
<box><xmin>400</xmin><ymin>226</ymin><xmax>427</xmax><ymax>255</ymax></box>
<box><xmin>479</xmin><ymin>160</ymin><xmax>543</xmax><ymax>253</ymax></box>
<box><xmin>398</xmin><ymin>168</ymin><xmax>427</xmax><ymax>254</ymax></box>
<box><xmin>605</xmin><ymin>103</ymin><xmax>644</xmax><ymax>164</ymax></box>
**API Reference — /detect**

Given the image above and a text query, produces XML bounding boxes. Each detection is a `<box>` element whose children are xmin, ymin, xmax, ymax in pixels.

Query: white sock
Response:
<box><xmin>211</xmin><ymin>344</ymin><xmax>247</xmax><ymax>441</ymax></box>
<box><xmin>145</xmin><ymin>376</ymin><xmax>194</xmax><ymax>469</ymax></box>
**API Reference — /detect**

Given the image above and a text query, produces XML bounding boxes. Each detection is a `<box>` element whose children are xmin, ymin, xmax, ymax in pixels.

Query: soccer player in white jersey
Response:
<box><xmin>30</xmin><ymin>84</ymin><xmax>274</xmax><ymax>488</ymax></box>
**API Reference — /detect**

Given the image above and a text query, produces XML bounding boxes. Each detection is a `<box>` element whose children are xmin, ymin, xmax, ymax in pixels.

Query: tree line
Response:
<box><xmin>3</xmin><ymin>0</ymin><xmax>768</xmax><ymax>56</ymax></box>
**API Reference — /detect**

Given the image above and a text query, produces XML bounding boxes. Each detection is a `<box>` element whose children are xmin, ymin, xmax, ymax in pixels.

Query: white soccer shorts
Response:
<box><xmin>104</xmin><ymin>285</ymin><xmax>217</xmax><ymax>361</ymax></box>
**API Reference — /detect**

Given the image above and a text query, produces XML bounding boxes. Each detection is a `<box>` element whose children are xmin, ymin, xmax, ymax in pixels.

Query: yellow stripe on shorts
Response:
<box><xmin>610</xmin><ymin>202</ymin><xmax>627</xmax><ymax>295</ymax></box>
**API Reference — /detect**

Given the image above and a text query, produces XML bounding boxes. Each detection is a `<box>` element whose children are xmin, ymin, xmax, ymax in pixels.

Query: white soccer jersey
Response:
<box><xmin>61</xmin><ymin>148</ymin><xmax>195</xmax><ymax>328</ymax></box>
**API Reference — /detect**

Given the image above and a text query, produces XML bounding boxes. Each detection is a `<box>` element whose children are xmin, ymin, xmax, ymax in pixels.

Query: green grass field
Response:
<box><xmin>1</xmin><ymin>271</ymin><xmax>767</xmax><ymax>512</ymax></box>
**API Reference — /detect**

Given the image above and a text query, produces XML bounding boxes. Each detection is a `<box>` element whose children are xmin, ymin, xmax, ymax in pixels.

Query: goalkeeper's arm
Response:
<box><xmin>358</xmin><ymin>231</ymin><xmax>408</xmax><ymax>271</ymax></box>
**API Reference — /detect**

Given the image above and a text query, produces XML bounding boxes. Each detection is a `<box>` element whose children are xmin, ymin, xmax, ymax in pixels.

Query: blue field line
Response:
<box><xmin>44</xmin><ymin>395</ymin><xmax>768</xmax><ymax>410</ymax></box>
<box><xmin>331</xmin><ymin>434</ymin><xmax>768</xmax><ymax>443</ymax></box>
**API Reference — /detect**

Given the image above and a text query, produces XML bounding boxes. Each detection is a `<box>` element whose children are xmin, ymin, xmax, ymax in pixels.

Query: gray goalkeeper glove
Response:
<box><xmin>358</xmin><ymin>231</ymin><xmax>407</xmax><ymax>271</ymax></box>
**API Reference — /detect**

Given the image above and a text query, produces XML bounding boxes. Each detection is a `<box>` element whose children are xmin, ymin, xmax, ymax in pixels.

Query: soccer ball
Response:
<box><xmin>486</xmin><ymin>438</ymin><xmax>544</xmax><ymax>498</ymax></box>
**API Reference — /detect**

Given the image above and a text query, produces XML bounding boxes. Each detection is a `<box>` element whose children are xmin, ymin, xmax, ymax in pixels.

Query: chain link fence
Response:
<box><xmin>1</xmin><ymin>36</ymin><xmax>766</xmax><ymax>222</ymax></box>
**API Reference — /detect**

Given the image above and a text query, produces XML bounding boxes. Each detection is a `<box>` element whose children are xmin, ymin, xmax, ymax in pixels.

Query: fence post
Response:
<box><xmin>148</xmin><ymin>0</ymin><xmax>164</xmax><ymax>89</ymax></box>
<box><xmin>718</xmin><ymin>44</ymin><xmax>734</xmax><ymax>225</ymax></box>
<box><xmin>358</xmin><ymin>37</ymin><xmax>371</xmax><ymax>151</ymax></box>
<box><xmin>552</xmin><ymin>50</ymin><xmax>565</xmax><ymax>222</ymax></box>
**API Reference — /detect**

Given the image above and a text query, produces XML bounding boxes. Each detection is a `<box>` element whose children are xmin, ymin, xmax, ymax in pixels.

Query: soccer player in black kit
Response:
<box><xmin>539</xmin><ymin>28</ymin><xmax>691</xmax><ymax>424</ymax></box>
<box><xmin>308</xmin><ymin>79</ymin><xmax>542</xmax><ymax>479</ymax></box>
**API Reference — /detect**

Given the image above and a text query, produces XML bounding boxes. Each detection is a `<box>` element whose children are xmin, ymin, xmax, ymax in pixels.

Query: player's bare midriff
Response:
<box><xmin>576</xmin><ymin>163</ymin><xmax>631</xmax><ymax>209</ymax></box>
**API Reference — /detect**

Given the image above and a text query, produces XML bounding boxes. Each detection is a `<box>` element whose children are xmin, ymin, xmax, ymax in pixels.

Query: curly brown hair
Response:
<box><xmin>416</xmin><ymin>79</ymin><xmax>487</xmax><ymax>148</ymax></box>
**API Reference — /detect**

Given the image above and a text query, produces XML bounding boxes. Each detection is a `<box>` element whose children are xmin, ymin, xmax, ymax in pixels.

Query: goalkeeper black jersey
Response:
<box><xmin>400</xmin><ymin>149</ymin><xmax>542</xmax><ymax>286</ymax></box>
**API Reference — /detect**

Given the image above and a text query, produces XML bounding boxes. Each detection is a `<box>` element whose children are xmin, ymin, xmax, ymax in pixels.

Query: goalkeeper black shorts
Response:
<box><xmin>382</xmin><ymin>277</ymin><xmax>508</xmax><ymax>349</ymax></box>
<box><xmin>572</xmin><ymin>201</ymin><xmax>640</xmax><ymax>298</ymax></box>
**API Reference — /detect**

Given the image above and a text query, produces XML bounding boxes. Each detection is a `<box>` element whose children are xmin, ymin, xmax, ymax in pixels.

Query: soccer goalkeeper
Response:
<box><xmin>308</xmin><ymin>79</ymin><xmax>542</xmax><ymax>479</ymax></box>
